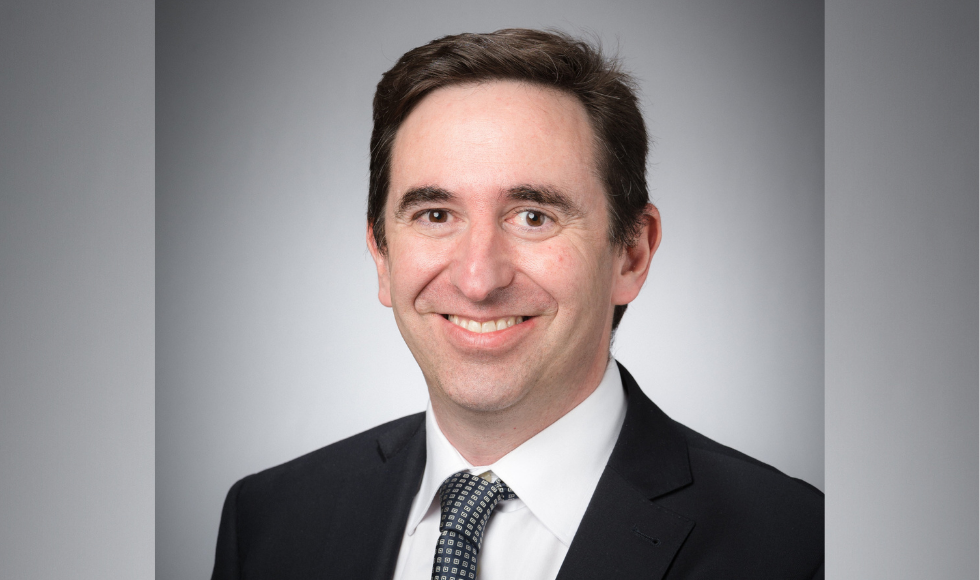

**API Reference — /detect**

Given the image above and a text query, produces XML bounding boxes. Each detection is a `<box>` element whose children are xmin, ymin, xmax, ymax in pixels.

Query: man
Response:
<box><xmin>212</xmin><ymin>29</ymin><xmax>823</xmax><ymax>579</ymax></box>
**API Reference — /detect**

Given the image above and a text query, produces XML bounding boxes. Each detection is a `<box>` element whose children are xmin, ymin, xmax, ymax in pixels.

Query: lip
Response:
<box><xmin>439</xmin><ymin>313</ymin><xmax>537</xmax><ymax>352</ymax></box>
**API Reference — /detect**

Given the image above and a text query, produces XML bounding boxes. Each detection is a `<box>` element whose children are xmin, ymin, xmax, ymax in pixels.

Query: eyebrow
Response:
<box><xmin>393</xmin><ymin>183</ymin><xmax>584</xmax><ymax>219</ymax></box>
<box><xmin>507</xmin><ymin>185</ymin><xmax>583</xmax><ymax>218</ymax></box>
<box><xmin>394</xmin><ymin>186</ymin><xmax>456</xmax><ymax>218</ymax></box>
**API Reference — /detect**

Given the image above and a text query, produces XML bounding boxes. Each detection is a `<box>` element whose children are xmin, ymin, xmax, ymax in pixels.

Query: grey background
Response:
<box><xmin>157</xmin><ymin>1</ymin><xmax>823</xmax><ymax>578</ymax></box>
<box><xmin>0</xmin><ymin>0</ymin><xmax>155</xmax><ymax>578</ymax></box>
<box><xmin>825</xmin><ymin>0</ymin><xmax>978</xmax><ymax>576</ymax></box>
<box><xmin>0</xmin><ymin>0</ymin><xmax>975</xmax><ymax>579</ymax></box>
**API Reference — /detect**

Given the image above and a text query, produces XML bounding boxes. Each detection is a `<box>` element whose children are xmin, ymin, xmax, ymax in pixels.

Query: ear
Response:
<box><xmin>611</xmin><ymin>204</ymin><xmax>661</xmax><ymax>306</ymax></box>
<box><xmin>366</xmin><ymin>222</ymin><xmax>392</xmax><ymax>307</ymax></box>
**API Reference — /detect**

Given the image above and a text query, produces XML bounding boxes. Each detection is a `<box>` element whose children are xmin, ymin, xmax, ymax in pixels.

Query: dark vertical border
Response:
<box><xmin>0</xmin><ymin>0</ymin><xmax>155</xmax><ymax>577</ymax></box>
<box><xmin>826</xmin><ymin>0</ymin><xmax>979</xmax><ymax>575</ymax></box>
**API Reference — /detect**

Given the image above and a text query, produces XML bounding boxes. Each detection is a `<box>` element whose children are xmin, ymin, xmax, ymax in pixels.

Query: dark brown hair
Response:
<box><xmin>368</xmin><ymin>29</ymin><xmax>650</xmax><ymax>329</ymax></box>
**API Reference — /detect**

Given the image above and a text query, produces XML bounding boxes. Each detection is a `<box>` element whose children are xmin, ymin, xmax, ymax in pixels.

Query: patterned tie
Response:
<box><xmin>431</xmin><ymin>471</ymin><xmax>518</xmax><ymax>580</ymax></box>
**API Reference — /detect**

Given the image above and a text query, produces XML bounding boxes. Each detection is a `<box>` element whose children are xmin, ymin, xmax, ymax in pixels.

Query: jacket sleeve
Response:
<box><xmin>211</xmin><ymin>478</ymin><xmax>245</xmax><ymax>580</ymax></box>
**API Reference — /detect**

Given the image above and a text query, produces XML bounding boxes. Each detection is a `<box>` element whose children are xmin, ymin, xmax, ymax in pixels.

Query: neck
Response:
<box><xmin>429</xmin><ymin>354</ymin><xmax>610</xmax><ymax>466</ymax></box>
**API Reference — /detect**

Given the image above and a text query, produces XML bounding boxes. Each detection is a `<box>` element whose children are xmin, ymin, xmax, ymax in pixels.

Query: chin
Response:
<box><xmin>435</xmin><ymin>366</ymin><xmax>533</xmax><ymax>414</ymax></box>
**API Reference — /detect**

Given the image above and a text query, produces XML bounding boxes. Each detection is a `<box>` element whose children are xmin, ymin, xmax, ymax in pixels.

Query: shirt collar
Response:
<box><xmin>404</xmin><ymin>358</ymin><xmax>627</xmax><ymax>547</ymax></box>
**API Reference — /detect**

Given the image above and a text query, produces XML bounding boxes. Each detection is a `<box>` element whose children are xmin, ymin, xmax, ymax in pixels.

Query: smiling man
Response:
<box><xmin>212</xmin><ymin>29</ymin><xmax>823</xmax><ymax>580</ymax></box>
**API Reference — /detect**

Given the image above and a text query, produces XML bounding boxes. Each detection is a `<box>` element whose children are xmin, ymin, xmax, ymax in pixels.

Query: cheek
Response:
<box><xmin>523</xmin><ymin>244</ymin><xmax>563</xmax><ymax>275</ymax></box>
<box><xmin>387</xmin><ymin>238</ymin><xmax>452</xmax><ymax>305</ymax></box>
<box><xmin>518</xmin><ymin>241</ymin><xmax>609</xmax><ymax>304</ymax></box>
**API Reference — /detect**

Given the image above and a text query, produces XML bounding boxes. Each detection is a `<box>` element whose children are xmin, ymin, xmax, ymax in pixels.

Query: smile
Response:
<box><xmin>445</xmin><ymin>314</ymin><xmax>526</xmax><ymax>334</ymax></box>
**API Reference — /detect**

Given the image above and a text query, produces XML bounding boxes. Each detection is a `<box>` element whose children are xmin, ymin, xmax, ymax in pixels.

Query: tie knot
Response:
<box><xmin>437</xmin><ymin>471</ymin><xmax>517</xmax><ymax>550</ymax></box>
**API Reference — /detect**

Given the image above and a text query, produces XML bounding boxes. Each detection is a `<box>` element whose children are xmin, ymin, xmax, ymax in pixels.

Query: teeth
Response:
<box><xmin>448</xmin><ymin>315</ymin><xmax>525</xmax><ymax>333</ymax></box>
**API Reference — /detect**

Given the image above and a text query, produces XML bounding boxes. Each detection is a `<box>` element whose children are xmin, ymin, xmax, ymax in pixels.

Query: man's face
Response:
<box><xmin>368</xmin><ymin>81</ymin><xmax>651</xmax><ymax>420</ymax></box>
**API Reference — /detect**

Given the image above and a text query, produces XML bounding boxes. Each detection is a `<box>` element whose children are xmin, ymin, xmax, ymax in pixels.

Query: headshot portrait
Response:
<box><xmin>2</xmin><ymin>0</ymin><xmax>976</xmax><ymax>579</ymax></box>
<box><xmin>157</xmin><ymin>2</ymin><xmax>825</xmax><ymax>578</ymax></box>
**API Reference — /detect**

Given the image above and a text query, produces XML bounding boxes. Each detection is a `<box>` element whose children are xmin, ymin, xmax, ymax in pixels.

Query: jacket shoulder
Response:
<box><xmin>211</xmin><ymin>413</ymin><xmax>426</xmax><ymax>579</ymax></box>
<box><xmin>236</xmin><ymin>412</ymin><xmax>425</xmax><ymax>497</ymax></box>
<box><xmin>677</xmin><ymin>421</ymin><xmax>823</xmax><ymax>499</ymax></box>
<box><xmin>661</xmin><ymin>421</ymin><xmax>824</xmax><ymax>578</ymax></box>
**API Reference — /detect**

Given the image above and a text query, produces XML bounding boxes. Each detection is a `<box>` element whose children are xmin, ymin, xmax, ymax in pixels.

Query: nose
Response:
<box><xmin>450</xmin><ymin>219</ymin><xmax>515</xmax><ymax>302</ymax></box>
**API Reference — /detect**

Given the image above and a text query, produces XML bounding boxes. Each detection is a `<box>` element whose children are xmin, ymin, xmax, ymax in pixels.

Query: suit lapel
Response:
<box><xmin>557</xmin><ymin>469</ymin><xmax>694</xmax><ymax>580</ymax></box>
<box><xmin>362</xmin><ymin>364</ymin><xmax>694</xmax><ymax>580</ymax></box>
<box><xmin>365</xmin><ymin>414</ymin><xmax>427</xmax><ymax>580</ymax></box>
<box><xmin>556</xmin><ymin>364</ymin><xmax>695</xmax><ymax>580</ymax></box>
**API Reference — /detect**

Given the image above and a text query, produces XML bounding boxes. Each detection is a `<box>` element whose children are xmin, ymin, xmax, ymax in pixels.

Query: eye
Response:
<box><xmin>424</xmin><ymin>210</ymin><xmax>449</xmax><ymax>223</ymax></box>
<box><xmin>517</xmin><ymin>210</ymin><xmax>548</xmax><ymax>227</ymax></box>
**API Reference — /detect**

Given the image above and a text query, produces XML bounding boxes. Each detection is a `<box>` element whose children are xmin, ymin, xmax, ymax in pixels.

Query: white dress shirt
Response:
<box><xmin>392</xmin><ymin>358</ymin><xmax>627</xmax><ymax>580</ymax></box>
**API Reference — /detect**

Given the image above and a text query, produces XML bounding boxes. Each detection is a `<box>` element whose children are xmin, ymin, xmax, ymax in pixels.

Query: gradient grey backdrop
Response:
<box><xmin>157</xmin><ymin>2</ymin><xmax>824</xmax><ymax>578</ymax></box>
<box><xmin>1</xmin><ymin>0</ymin><xmax>976</xmax><ymax>579</ymax></box>
<box><xmin>826</xmin><ymin>1</ymin><xmax>978</xmax><ymax>576</ymax></box>
<box><xmin>0</xmin><ymin>0</ymin><xmax>154</xmax><ymax>578</ymax></box>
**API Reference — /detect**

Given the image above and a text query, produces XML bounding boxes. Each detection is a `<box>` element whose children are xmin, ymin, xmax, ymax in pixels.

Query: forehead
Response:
<box><xmin>389</xmin><ymin>81</ymin><xmax>602</xmax><ymax>202</ymax></box>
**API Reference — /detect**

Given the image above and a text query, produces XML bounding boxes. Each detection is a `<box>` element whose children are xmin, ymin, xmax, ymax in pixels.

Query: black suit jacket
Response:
<box><xmin>212</xmin><ymin>364</ymin><xmax>824</xmax><ymax>579</ymax></box>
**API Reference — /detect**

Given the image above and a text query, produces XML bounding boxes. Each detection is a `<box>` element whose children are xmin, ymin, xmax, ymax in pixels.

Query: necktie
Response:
<box><xmin>431</xmin><ymin>471</ymin><xmax>518</xmax><ymax>580</ymax></box>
